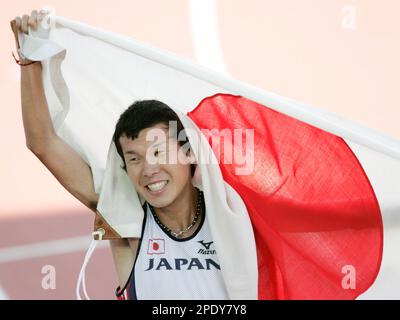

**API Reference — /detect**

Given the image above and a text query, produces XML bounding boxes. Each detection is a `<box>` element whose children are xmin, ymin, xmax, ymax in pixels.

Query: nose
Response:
<box><xmin>142</xmin><ymin>158</ymin><xmax>161</xmax><ymax>177</ymax></box>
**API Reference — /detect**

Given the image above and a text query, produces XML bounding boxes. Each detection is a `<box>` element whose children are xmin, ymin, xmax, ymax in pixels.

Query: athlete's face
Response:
<box><xmin>119</xmin><ymin>123</ymin><xmax>194</xmax><ymax>208</ymax></box>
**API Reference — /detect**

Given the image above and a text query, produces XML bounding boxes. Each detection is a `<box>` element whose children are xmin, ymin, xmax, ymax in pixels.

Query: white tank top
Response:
<box><xmin>124</xmin><ymin>201</ymin><xmax>229</xmax><ymax>300</ymax></box>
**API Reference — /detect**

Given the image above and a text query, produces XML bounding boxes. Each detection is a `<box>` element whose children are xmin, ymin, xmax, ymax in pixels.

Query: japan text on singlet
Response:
<box><xmin>117</xmin><ymin>201</ymin><xmax>229</xmax><ymax>300</ymax></box>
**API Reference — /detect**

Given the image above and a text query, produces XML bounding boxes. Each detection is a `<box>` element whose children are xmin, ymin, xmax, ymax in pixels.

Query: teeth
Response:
<box><xmin>147</xmin><ymin>181</ymin><xmax>168</xmax><ymax>192</ymax></box>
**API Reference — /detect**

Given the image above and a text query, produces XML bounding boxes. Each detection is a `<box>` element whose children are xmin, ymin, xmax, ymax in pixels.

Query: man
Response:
<box><xmin>11</xmin><ymin>10</ymin><xmax>229</xmax><ymax>299</ymax></box>
<box><xmin>111</xmin><ymin>100</ymin><xmax>229</xmax><ymax>299</ymax></box>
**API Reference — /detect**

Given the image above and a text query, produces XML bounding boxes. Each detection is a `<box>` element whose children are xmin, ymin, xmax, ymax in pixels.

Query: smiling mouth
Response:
<box><xmin>145</xmin><ymin>180</ymin><xmax>169</xmax><ymax>193</ymax></box>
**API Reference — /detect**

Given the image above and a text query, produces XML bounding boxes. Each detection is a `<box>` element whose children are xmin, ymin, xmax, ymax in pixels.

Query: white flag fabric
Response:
<box><xmin>17</xmin><ymin>14</ymin><xmax>400</xmax><ymax>299</ymax></box>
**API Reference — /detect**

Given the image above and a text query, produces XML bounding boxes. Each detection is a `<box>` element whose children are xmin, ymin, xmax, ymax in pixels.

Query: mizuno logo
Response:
<box><xmin>198</xmin><ymin>240</ymin><xmax>213</xmax><ymax>249</ymax></box>
<box><xmin>197</xmin><ymin>240</ymin><xmax>216</xmax><ymax>255</ymax></box>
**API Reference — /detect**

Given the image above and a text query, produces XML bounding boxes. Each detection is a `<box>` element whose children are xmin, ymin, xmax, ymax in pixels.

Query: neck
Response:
<box><xmin>154</xmin><ymin>183</ymin><xmax>199</xmax><ymax>231</ymax></box>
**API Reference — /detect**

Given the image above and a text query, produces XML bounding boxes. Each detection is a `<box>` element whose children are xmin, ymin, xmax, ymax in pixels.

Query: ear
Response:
<box><xmin>186</xmin><ymin>148</ymin><xmax>197</xmax><ymax>164</ymax></box>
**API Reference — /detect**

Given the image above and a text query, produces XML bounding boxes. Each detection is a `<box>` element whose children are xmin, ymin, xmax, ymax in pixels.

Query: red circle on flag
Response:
<box><xmin>153</xmin><ymin>242</ymin><xmax>159</xmax><ymax>251</ymax></box>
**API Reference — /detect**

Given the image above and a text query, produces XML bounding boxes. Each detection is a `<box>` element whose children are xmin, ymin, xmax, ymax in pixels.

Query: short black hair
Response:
<box><xmin>112</xmin><ymin>99</ymin><xmax>195</xmax><ymax>175</ymax></box>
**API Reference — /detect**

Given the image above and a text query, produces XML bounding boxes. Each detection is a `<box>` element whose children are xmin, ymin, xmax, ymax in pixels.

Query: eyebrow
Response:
<box><xmin>123</xmin><ymin>140</ymin><xmax>169</xmax><ymax>156</ymax></box>
<box><xmin>124</xmin><ymin>150</ymin><xmax>137</xmax><ymax>155</ymax></box>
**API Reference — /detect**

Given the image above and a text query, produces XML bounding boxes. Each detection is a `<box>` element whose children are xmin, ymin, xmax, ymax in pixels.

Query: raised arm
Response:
<box><xmin>10</xmin><ymin>10</ymin><xmax>135</xmax><ymax>289</ymax></box>
<box><xmin>11</xmin><ymin>12</ymin><xmax>99</xmax><ymax>210</ymax></box>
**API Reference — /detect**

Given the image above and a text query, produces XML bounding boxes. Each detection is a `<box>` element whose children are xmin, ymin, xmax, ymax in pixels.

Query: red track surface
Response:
<box><xmin>0</xmin><ymin>210</ymin><xmax>117</xmax><ymax>300</ymax></box>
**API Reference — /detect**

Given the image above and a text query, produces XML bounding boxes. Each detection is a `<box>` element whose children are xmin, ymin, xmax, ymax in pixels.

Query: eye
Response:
<box><xmin>154</xmin><ymin>148</ymin><xmax>166</xmax><ymax>157</ymax></box>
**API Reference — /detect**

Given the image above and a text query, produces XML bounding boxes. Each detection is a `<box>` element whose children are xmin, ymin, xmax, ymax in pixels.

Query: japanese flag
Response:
<box><xmin>147</xmin><ymin>239</ymin><xmax>165</xmax><ymax>255</ymax></box>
